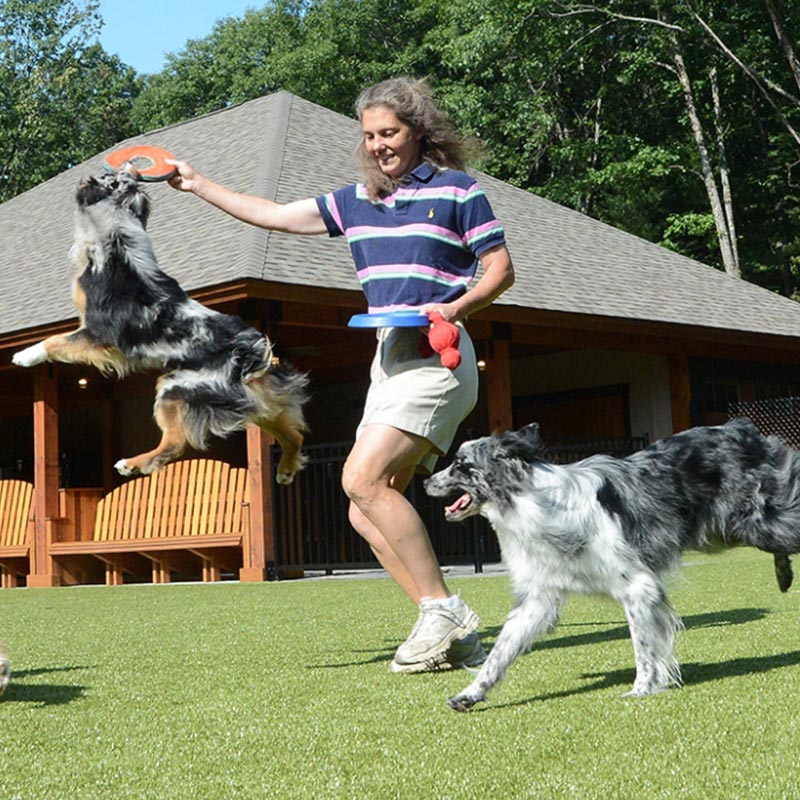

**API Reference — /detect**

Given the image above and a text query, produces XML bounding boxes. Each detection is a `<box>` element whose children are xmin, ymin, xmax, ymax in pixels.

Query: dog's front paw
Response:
<box><xmin>114</xmin><ymin>459</ymin><xmax>137</xmax><ymax>477</ymax></box>
<box><xmin>622</xmin><ymin>684</ymin><xmax>667</xmax><ymax>698</ymax></box>
<box><xmin>275</xmin><ymin>470</ymin><xmax>295</xmax><ymax>485</ymax></box>
<box><xmin>12</xmin><ymin>342</ymin><xmax>48</xmax><ymax>368</ymax></box>
<box><xmin>447</xmin><ymin>692</ymin><xmax>483</xmax><ymax>712</ymax></box>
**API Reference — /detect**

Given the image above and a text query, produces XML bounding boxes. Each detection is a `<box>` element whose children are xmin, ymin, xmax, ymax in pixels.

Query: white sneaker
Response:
<box><xmin>390</xmin><ymin>596</ymin><xmax>481</xmax><ymax>673</ymax></box>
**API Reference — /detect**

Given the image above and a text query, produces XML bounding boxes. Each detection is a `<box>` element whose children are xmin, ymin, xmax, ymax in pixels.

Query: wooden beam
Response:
<box><xmin>668</xmin><ymin>353</ymin><xmax>692</xmax><ymax>433</ymax></box>
<box><xmin>242</xmin><ymin>425</ymin><xmax>275</xmax><ymax>582</ymax></box>
<box><xmin>29</xmin><ymin>365</ymin><xmax>61</xmax><ymax>587</ymax></box>
<box><xmin>485</xmin><ymin>338</ymin><xmax>513</xmax><ymax>433</ymax></box>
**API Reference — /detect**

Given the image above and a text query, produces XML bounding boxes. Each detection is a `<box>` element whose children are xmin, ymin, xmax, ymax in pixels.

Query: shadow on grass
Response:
<box><xmin>469</xmin><ymin>607</ymin><xmax>793</xmax><ymax>712</ymax></box>
<box><xmin>482</xmin><ymin>649</ymin><xmax>800</xmax><ymax>712</ymax></box>
<box><xmin>309</xmin><ymin>608</ymin><xmax>771</xmax><ymax>670</ymax></box>
<box><xmin>309</xmin><ymin>646</ymin><xmax>396</xmax><ymax>669</ymax></box>
<box><xmin>487</xmin><ymin>607</ymin><xmax>772</xmax><ymax>652</ymax></box>
<box><xmin>2</xmin><ymin>665</ymin><xmax>88</xmax><ymax>706</ymax></box>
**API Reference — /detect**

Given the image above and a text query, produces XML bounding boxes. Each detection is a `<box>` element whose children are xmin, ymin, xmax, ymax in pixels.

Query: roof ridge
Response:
<box><xmin>245</xmin><ymin>91</ymin><xmax>294</xmax><ymax>281</ymax></box>
<box><xmin>120</xmin><ymin>91</ymin><xmax>293</xmax><ymax>143</ymax></box>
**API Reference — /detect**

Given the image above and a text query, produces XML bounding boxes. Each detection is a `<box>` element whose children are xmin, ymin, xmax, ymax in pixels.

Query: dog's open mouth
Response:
<box><xmin>445</xmin><ymin>492</ymin><xmax>474</xmax><ymax>521</ymax></box>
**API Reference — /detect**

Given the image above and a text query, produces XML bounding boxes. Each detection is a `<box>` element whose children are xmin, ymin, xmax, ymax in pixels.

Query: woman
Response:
<box><xmin>167</xmin><ymin>78</ymin><xmax>514</xmax><ymax>673</ymax></box>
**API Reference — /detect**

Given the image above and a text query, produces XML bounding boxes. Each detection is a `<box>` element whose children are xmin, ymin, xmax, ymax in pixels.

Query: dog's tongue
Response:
<box><xmin>446</xmin><ymin>493</ymin><xmax>472</xmax><ymax>516</ymax></box>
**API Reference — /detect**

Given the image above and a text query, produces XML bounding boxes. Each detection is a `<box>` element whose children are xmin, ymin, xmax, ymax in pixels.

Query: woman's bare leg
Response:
<box><xmin>348</xmin><ymin>464</ymin><xmax>425</xmax><ymax>604</ymax></box>
<box><xmin>342</xmin><ymin>424</ymin><xmax>449</xmax><ymax>602</ymax></box>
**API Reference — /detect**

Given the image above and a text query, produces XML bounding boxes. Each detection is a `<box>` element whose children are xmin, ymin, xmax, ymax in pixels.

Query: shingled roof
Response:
<box><xmin>3</xmin><ymin>90</ymin><xmax>800</xmax><ymax>340</ymax></box>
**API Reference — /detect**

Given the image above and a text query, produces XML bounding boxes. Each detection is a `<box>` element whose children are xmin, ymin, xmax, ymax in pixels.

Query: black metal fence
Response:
<box><xmin>270</xmin><ymin>434</ymin><xmax>650</xmax><ymax>575</ymax></box>
<box><xmin>270</xmin><ymin>442</ymin><xmax>491</xmax><ymax>574</ymax></box>
<box><xmin>729</xmin><ymin>397</ymin><xmax>800</xmax><ymax>448</ymax></box>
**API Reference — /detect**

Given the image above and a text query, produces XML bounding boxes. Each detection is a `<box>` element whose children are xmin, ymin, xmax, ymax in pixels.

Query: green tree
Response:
<box><xmin>130</xmin><ymin>0</ymin><xmax>443</xmax><ymax>131</ymax></box>
<box><xmin>127</xmin><ymin>0</ymin><xmax>800</xmax><ymax>295</ymax></box>
<box><xmin>0</xmin><ymin>0</ymin><xmax>141</xmax><ymax>201</ymax></box>
<box><xmin>520</xmin><ymin>1</ymin><xmax>800</xmax><ymax>291</ymax></box>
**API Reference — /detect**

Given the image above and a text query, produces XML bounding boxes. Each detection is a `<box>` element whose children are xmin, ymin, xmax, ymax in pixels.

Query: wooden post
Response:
<box><xmin>486</xmin><ymin>337</ymin><xmax>513</xmax><ymax>433</ymax></box>
<box><xmin>28</xmin><ymin>365</ymin><xmax>61</xmax><ymax>587</ymax></box>
<box><xmin>668</xmin><ymin>353</ymin><xmax>692</xmax><ymax>433</ymax></box>
<box><xmin>242</xmin><ymin>424</ymin><xmax>275</xmax><ymax>582</ymax></box>
<box><xmin>101</xmin><ymin>393</ymin><xmax>116</xmax><ymax>493</ymax></box>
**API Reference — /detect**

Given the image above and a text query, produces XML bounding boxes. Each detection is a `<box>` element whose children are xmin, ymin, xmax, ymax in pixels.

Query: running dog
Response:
<box><xmin>13</xmin><ymin>169</ymin><xmax>309</xmax><ymax>483</ymax></box>
<box><xmin>425</xmin><ymin>418</ymin><xmax>798</xmax><ymax>711</ymax></box>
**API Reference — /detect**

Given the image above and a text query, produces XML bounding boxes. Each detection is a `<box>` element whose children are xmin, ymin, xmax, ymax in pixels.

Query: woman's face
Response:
<box><xmin>361</xmin><ymin>105</ymin><xmax>423</xmax><ymax>181</ymax></box>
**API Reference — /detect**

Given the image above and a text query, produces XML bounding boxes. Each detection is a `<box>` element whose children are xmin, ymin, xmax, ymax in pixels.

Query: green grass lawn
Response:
<box><xmin>1</xmin><ymin>547</ymin><xmax>799</xmax><ymax>799</ymax></box>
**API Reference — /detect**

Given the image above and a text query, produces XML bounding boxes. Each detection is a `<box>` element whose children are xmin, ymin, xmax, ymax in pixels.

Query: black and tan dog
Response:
<box><xmin>13</xmin><ymin>169</ymin><xmax>309</xmax><ymax>483</ymax></box>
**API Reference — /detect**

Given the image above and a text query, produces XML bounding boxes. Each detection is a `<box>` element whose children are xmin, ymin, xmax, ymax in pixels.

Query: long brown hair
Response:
<box><xmin>355</xmin><ymin>77</ymin><xmax>472</xmax><ymax>199</ymax></box>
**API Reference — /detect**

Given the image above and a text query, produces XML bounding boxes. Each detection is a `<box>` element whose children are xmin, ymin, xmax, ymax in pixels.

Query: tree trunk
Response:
<box><xmin>670</xmin><ymin>36</ymin><xmax>740</xmax><ymax>277</ymax></box>
<box><xmin>710</xmin><ymin>67</ymin><xmax>740</xmax><ymax>276</ymax></box>
<box><xmin>764</xmin><ymin>0</ymin><xmax>800</xmax><ymax>94</ymax></box>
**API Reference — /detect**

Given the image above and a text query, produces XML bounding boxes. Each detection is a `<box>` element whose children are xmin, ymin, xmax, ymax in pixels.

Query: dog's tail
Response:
<box><xmin>774</xmin><ymin>554</ymin><xmax>793</xmax><ymax>592</ymax></box>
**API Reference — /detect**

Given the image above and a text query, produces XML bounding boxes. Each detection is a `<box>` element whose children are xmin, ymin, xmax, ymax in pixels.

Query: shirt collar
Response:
<box><xmin>401</xmin><ymin>162</ymin><xmax>437</xmax><ymax>185</ymax></box>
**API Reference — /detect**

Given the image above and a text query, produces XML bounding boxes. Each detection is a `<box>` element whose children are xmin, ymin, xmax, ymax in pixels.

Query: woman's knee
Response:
<box><xmin>341</xmin><ymin>460</ymin><xmax>377</xmax><ymax>505</ymax></box>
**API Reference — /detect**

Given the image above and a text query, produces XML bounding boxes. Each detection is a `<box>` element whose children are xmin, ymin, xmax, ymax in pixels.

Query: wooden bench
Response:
<box><xmin>0</xmin><ymin>479</ymin><xmax>34</xmax><ymax>588</ymax></box>
<box><xmin>50</xmin><ymin>460</ymin><xmax>250</xmax><ymax>585</ymax></box>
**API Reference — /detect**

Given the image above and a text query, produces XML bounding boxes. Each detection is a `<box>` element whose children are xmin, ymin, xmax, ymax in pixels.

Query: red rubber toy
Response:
<box><xmin>103</xmin><ymin>145</ymin><xmax>177</xmax><ymax>182</ymax></box>
<box><xmin>421</xmin><ymin>311</ymin><xmax>462</xmax><ymax>370</ymax></box>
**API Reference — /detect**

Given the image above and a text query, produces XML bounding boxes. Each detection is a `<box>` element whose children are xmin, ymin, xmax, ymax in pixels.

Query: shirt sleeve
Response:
<box><xmin>459</xmin><ymin>181</ymin><xmax>506</xmax><ymax>257</ymax></box>
<box><xmin>315</xmin><ymin>186</ymin><xmax>350</xmax><ymax>238</ymax></box>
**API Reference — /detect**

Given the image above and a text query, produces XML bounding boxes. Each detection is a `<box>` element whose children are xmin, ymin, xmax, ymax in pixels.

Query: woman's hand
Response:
<box><xmin>165</xmin><ymin>159</ymin><xmax>202</xmax><ymax>193</ymax></box>
<box><xmin>419</xmin><ymin>301</ymin><xmax>461</xmax><ymax>324</ymax></box>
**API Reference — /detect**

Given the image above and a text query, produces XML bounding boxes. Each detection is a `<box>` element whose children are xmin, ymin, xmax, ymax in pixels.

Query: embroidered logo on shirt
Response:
<box><xmin>428</xmin><ymin>208</ymin><xmax>435</xmax><ymax>219</ymax></box>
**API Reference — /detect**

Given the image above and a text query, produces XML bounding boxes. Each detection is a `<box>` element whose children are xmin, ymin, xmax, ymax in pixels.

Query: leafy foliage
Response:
<box><xmin>0</xmin><ymin>0</ymin><xmax>141</xmax><ymax>202</ymax></box>
<box><xmin>7</xmin><ymin>0</ymin><xmax>800</xmax><ymax>297</ymax></box>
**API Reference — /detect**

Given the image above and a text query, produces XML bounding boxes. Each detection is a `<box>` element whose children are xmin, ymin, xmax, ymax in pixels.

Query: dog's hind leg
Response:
<box><xmin>12</xmin><ymin>329</ymin><xmax>126</xmax><ymax>375</ymax></box>
<box><xmin>620</xmin><ymin>573</ymin><xmax>682</xmax><ymax>696</ymax></box>
<box><xmin>258</xmin><ymin>414</ymin><xmax>306</xmax><ymax>485</ymax></box>
<box><xmin>115</xmin><ymin>398</ymin><xmax>187</xmax><ymax>476</ymax></box>
<box><xmin>774</xmin><ymin>554</ymin><xmax>793</xmax><ymax>592</ymax></box>
<box><xmin>447</xmin><ymin>589</ymin><xmax>564</xmax><ymax>712</ymax></box>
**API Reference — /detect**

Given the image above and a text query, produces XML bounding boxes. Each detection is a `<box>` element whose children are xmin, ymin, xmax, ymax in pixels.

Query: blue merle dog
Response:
<box><xmin>425</xmin><ymin>418</ymin><xmax>797</xmax><ymax>711</ymax></box>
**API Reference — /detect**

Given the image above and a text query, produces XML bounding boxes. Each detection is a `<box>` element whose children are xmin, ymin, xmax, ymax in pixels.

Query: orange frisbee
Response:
<box><xmin>103</xmin><ymin>145</ymin><xmax>177</xmax><ymax>182</ymax></box>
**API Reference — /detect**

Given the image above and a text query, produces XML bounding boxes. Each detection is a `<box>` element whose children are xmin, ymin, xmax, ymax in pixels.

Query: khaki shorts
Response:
<box><xmin>356</xmin><ymin>323</ymin><xmax>479</xmax><ymax>474</ymax></box>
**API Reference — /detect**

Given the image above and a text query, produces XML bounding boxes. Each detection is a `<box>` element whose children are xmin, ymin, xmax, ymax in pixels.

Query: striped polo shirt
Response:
<box><xmin>316</xmin><ymin>162</ymin><xmax>506</xmax><ymax>313</ymax></box>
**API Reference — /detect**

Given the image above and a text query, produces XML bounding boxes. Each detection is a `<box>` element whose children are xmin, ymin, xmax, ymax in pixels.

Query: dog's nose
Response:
<box><xmin>121</xmin><ymin>161</ymin><xmax>141</xmax><ymax>180</ymax></box>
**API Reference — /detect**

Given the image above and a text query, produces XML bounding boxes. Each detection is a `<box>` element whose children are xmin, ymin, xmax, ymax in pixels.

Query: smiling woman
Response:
<box><xmin>163</xmin><ymin>76</ymin><xmax>514</xmax><ymax>676</ymax></box>
<box><xmin>360</xmin><ymin>106</ymin><xmax>423</xmax><ymax>183</ymax></box>
<box><xmin>354</xmin><ymin>78</ymin><xmax>472</xmax><ymax>200</ymax></box>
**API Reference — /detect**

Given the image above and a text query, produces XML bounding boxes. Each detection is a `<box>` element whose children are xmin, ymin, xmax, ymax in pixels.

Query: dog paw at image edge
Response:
<box><xmin>12</xmin><ymin>342</ymin><xmax>48</xmax><ymax>368</ymax></box>
<box><xmin>0</xmin><ymin>646</ymin><xmax>9</xmax><ymax>695</ymax></box>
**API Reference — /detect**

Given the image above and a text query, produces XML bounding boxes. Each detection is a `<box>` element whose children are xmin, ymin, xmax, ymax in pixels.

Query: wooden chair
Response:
<box><xmin>0</xmin><ymin>480</ymin><xmax>34</xmax><ymax>588</ymax></box>
<box><xmin>50</xmin><ymin>460</ymin><xmax>249</xmax><ymax>585</ymax></box>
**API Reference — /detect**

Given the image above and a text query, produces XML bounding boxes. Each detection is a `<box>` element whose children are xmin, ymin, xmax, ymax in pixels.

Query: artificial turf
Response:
<box><xmin>1</xmin><ymin>546</ymin><xmax>798</xmax><ymax>799</ymax></box>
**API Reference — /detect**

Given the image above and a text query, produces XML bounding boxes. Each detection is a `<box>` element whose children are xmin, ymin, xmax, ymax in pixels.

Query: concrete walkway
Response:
<box><xmin>301</xmin><ymin>561</ymin><xmax>508</xmax><ymax>582</ymax></box>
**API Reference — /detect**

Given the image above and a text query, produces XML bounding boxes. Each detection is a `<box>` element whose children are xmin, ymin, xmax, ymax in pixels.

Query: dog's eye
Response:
<box><xmin>452</xmin><ymin>458</ymin><xmax>472</xmax><ymax>475</ymax></box>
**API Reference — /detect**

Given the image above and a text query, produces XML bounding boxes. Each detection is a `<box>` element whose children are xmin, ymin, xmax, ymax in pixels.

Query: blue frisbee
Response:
<box><xmin>348</xmin><ymin>310</ymin><xmax>430</xmax><ymax>328</ymax></box>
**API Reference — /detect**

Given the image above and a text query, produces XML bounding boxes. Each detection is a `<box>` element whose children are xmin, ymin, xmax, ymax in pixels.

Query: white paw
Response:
<box><xmin>114</xmin><ymin>459</ymin><xmax>134</xmax><ymax>476</ymax></box>
<box><xmin>275</xmin><ymin>471</ymin><xmax>295</xmax><ymax>485</ymax></box>
<box><xmin>12</xmin><ymin>342</ymin><xmax>48</xmax><ymax>368</ymax></box>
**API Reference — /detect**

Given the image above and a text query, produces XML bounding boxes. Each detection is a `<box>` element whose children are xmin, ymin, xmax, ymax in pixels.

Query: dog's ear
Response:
<box><xmin>128</xmin><ymin>190</ymin><xmax>150</xmax><ymax>228</ymax></box>
<box><xmin>519</xmin><ymin>423</ymin><xmax>542</xmax><ymax>447</ymax></box>
<box><xmin>493</xmin><ymin>423</ymin><xmax>544</xmax><ymax>462</ymax></box>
